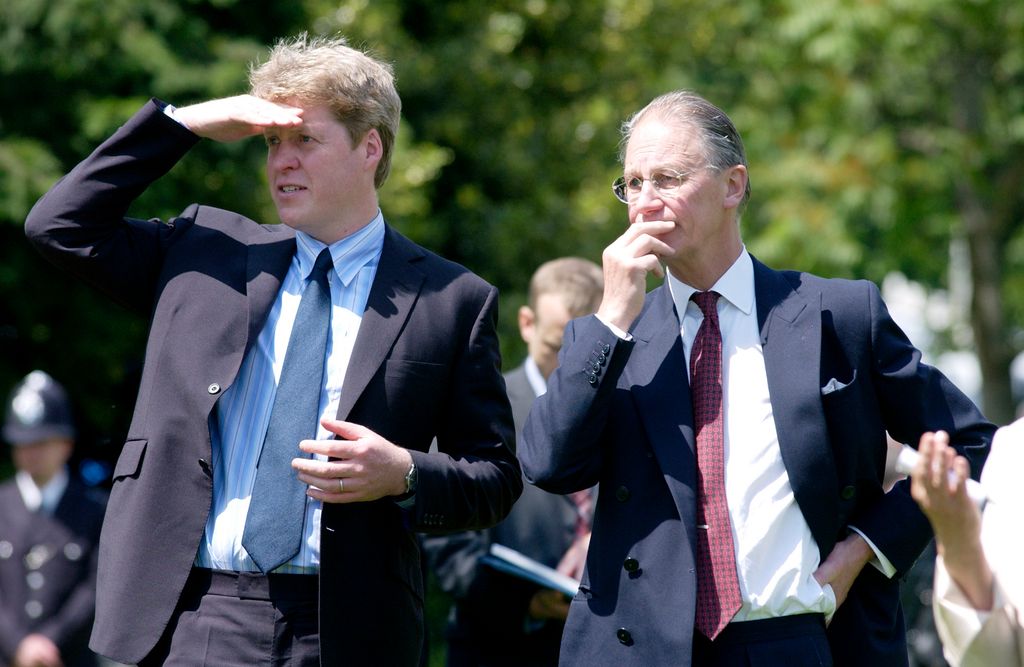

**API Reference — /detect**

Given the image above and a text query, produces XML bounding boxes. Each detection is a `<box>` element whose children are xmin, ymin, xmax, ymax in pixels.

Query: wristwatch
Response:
<box><xmin>403</xmin><ymin>461</ymin><xmax>418</xmax><ymax>495</ymax></box>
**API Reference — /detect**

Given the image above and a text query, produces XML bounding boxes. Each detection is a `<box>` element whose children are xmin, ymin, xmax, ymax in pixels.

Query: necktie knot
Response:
<box><xmin>690</xmin><ymin>290</ymin><xmax>719</xmax><ymax>321</ymax></box>
<box><xmin>310</xmin><ymin>248</ymin><xmax>334</xmax><ymax>282</ymax></box>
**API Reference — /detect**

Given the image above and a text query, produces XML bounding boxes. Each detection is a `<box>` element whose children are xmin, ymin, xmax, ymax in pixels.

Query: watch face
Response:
<box><xmin>405</xmin><ymin>463</ymin><xmax>417</xmax><ymax>493</ymax></box>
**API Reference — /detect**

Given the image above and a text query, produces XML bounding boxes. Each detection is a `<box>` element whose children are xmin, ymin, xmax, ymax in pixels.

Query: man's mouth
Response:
<box><xmin>280</xmin><ymin>185</ymin><xmax>306</xmax><ymax>193</ymax></box>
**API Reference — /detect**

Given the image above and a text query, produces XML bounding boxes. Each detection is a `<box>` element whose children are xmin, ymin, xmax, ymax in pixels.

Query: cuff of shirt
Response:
<box><xmin>847</xmin><ymin>525</ymin><xmax>897</xmax><ymax>578</ymax></box>
<box><xmin>594</xmin><ymin>314</ymin><xmax>633</xmax><ymax>341</ymax></box>
<box><xmin>932</xmin><ymin>552</ymin><xmax>995</xmax><ymax>665</ymax></box>
<box><xmin>161</xmin><ymin>101</ymin><xmax>188</xmax><ymax>128</ymax></box>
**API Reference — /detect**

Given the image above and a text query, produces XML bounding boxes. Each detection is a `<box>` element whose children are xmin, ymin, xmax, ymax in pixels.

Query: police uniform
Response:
<box><xmin>0</xmin><ymin>371</ymin><xmax>106</xmax><ymax>667</ymax></box>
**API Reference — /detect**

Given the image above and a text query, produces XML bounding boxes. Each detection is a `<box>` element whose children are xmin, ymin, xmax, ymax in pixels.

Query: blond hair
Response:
<box><xmin>528</xmin><ymin>257</ymin><xmax>604</xmax><ymax>318</ymax></box>
<box><xmin>249</xmin><ymin>33</ymin><xmax>401</xmax><ymax>188</ymax></box>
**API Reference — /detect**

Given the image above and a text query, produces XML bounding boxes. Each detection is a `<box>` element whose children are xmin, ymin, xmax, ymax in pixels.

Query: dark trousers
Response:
<box><xmin>693</xmin><ymin>613</ymin><xmax>832</xmax><ymax>667</ymax></box>
<box><xmin>139</xmin><ymin>568</ymin><xmax>319</xmax><ymax>667</ymax></box>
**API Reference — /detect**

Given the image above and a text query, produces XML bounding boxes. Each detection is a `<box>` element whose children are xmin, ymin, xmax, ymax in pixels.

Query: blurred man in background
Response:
<box><xmin>427</xmin><ymin>257</ymin><xmax>603</xmax><ymax>666</ymax></box>
<box><xmin>0</xmin><ymin>371</ymin><xmax>106</xmax><ymax>667</ymax></box>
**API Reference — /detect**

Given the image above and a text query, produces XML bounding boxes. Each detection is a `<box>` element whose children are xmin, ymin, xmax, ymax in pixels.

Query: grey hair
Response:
<box><xmin>619</xmin><ymin>90</ymin><xmax>750</xmax><ymax>205</ymax></box>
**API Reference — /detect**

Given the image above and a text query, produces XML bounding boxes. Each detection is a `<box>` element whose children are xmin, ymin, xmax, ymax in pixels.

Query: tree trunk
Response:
<box><xmin>952</xmin><ymin>55</ymin><xmax>1015</xmax><ymax>425</ymax></box>
<box><xmin>959</xmin><ymin>184</ymin><xmax>1015</xmax><ymax>425</ymax></box>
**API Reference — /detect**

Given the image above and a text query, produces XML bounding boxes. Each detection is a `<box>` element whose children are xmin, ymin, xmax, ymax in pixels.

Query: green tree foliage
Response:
<box><xmin>323</xmin><ymin>0</ymin><xmax>1023</xmax><ymax>421</ymax></box>
<box><xmin>2</xmin><ymin>0</ymin><xmax>1021</xmax><ymax>467</ymax></box>
<box><xmin>0</xmin><ymin>0</ymin><xmax>310</xmax><ymax>459</ymax></box>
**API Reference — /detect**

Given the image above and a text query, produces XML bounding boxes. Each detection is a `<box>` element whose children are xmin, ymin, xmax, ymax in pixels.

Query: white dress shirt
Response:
<box><xmin>667</xmin><ymin>249</ymin><xmax>837</xmax><ymax>621</ymax></box>
<box><xmin>197</xmin><ymin>212</ymin><xmax>384</xmax><ymax>573</ymax></box>
<box><xmin>524</xmin><ymin>356</ymin><xmax>547</xmax><ymax>398</ymax></box>
<box><xmin>16</xmin><ymin>467</ymin><xmax>69</xmax><ymax>515</ymax></box>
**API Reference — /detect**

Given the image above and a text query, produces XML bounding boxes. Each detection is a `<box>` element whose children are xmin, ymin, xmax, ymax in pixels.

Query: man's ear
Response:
<box><xmin>723</xmin><ymin>164</ymin><xmax>747</xmax><ymax>210</ymax></box>
<box><xmin>363</xmin><ymin>128</ymin><xmax>383</xmax><ymax>168</ymax></box>
<box><xmin>518</xmin><ymin>305</ymin><xmax>536</xmax><ymax>344</ymax></box>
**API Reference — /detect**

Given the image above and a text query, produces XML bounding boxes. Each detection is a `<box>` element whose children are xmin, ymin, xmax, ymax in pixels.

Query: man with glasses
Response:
<box><xmin>518</xmin><ymin>90</ymin><xmax>994</xmax><ymax>666</ymax></box>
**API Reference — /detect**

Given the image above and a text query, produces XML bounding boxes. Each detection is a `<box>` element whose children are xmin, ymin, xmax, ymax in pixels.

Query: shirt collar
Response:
<box><xmin>293</xmin><ymin>209</ymin><xmax>386</xmax><ymax>287</ymax></box>
<box><xmin>667</xmin><ymin>247</ymin><xmax>755</xmax><ymax>320</ymax></box>
<box><xmin>523</xmin><ymin>356</ymin><xmax>547</xmax><ymax>397</ymax></box>
<box><xmin>15</xmin><ymin>467</ymin><xmax>69</xmax><ymax>514</ymax></box>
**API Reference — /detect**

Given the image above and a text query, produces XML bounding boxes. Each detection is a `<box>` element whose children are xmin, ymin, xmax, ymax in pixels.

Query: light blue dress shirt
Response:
<box><xmin>197</xmin><ymin>212</ymin><xmax>385</xmax><ymax>573</ymax></box>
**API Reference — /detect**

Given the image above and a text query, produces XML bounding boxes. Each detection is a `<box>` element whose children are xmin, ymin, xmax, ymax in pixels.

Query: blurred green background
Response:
<box><xmin>1</xmin><ymin>1</ymin><xmax>1021</xmax><ymax>664</ymax></box>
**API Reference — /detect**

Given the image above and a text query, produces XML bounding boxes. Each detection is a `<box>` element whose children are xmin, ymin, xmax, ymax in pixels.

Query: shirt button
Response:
<box><xmin>841</xmin><ymin>485</ymin><xmax>856</xmax><ymax>500</ymax></box>
<box><xmin>615</xmin><ymin>486</ymin><xmax>630</xmax><ymax>502</ymax></box>
<box><xmin>207</xmin><ymin>383</ymin><xmax>221</xmax><ymax>395</ymax></box>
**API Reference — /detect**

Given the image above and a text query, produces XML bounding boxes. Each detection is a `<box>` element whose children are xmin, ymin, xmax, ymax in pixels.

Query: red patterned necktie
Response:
<box><xmin>689</xmin><ymin>291</ymin><xmax>742</xmax><ymax>640</ymax></box>
<box><xmin>569</xmin><ymin>489</ymin><xmax>593</xmax><ymax>538</ymax></box>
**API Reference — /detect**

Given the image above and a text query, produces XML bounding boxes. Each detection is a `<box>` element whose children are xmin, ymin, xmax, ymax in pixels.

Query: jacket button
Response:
<box><xmin>623</xmin><ymin>557</ymin><xmax>639</xmax><ymax>573</ymax></box>
<box><xmin>616</xmin><ymin>627</ymin><xmax>633</xmax><ymax>645</ymax></box>
<box><xmin>26</xmin><ymin>571</ymin><xmax>45</xmax><ymax>590</ymax></box>
<box><xmin>602</xmin><ymin>343</ymin><xmax>612</xmax><ymax>355</ymax></box>
<box><xmin>841</xmin><ymin>485</ymin><xmax>856</xmax><ymax>500</ymax></box>
<box><xmin>207</xmin><ymin>383</ymin><xmax>221</xmax><ymax>394</ymax></box>
<box><xmin>615</xmin><ymin>485</ymin><xmax>630</xmax><ymax>502</ymax></box>
<box><xmin>587</xmin><ymin>373</ymin><xmax>598</xmax><ymax>386</ymax></box>
<box><xmin>25</xmin><ymin>600</ymin><xmax>43</xmax><ymax>619</ymax></box>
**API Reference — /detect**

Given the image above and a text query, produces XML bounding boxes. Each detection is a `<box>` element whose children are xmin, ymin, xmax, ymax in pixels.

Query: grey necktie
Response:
<box><xmin>242</xmin><ymin>248</ymin><xmax>333</xmax><ymax>573</ymax></box>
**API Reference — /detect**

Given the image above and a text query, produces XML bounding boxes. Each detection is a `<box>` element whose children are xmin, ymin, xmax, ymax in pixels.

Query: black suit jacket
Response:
<box><xmin>0</xmin><ymin>476</ymin><xmax>106</xmax><ymax>667</ymax></box>
<box><xmin>25</xmin><ymin>100</ymin><xmax>521</xmax><ymax>666</ymax></box>
<box><xmin>519</xmin><ymin>259</ymin><xmax>994</xmax><ymax>667</ymax></box>
<box><xmin>425</xmin><ymin>363</ymin><xmax>579</xmax><ymax>666</ymax></box>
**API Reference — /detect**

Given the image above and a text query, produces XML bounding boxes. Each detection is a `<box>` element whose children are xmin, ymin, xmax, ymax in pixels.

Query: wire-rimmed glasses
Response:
<box><xmin>611</xmin><ymin>168</ymin><xmax>711</xmax><ymax>204</ymax></box>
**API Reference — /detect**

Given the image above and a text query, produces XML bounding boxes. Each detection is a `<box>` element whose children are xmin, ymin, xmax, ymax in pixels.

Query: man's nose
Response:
<box><xmin>269</xmin><ymin>145</ymin><xmax>299</xmax><ymax>171</ymax></box>
<box><xmin>632</xmin><ymin>180</ymin><xmax>664</xmax><ymax>215</ymax></box>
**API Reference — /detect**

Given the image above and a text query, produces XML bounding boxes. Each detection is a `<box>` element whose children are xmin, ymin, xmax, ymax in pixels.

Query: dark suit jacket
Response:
<box><xmin>0</xmin><ymin>476</ymin><xmax>106</xmax><ymax>667</ymax></box>
<box><xmin>24</xmin><ymin>100</ymin><xmax>521</xmax><ymax>667</ymax></box>
<box><xmin>425</xmin><ymin>363</ymin><xmax>579</xmax><ymax>666</ymax></box>
<box><xmin>519</xmin><ymin>259</ymin><xmax>994</xmax><ymax>667</ymax></box>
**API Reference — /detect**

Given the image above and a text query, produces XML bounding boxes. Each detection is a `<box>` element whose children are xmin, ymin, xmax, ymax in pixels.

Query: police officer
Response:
<box><xmin>1</xmin><ymin>371</ymin><xmax>106</xmax><ymax>667</ymax></box>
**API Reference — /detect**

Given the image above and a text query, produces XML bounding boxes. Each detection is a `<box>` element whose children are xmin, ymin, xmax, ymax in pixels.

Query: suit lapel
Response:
<box><xmin>753</xmin><ymin>258</ymin><xmax>839</xmax><ymax>552</ymax></box>
<box><xmin>244</xmin><ymin>227</ymin><xmax>296</xmax><ymax>355</ymax></box>
<box><xmin>334</xmin><ymin>227</ymin><xmax>425</xmax><ymax>421</ymax></box>
<box><xmin>624</xmin><ymin>286</ymin><xmax>698</xmax><ymax>529</ymax></box>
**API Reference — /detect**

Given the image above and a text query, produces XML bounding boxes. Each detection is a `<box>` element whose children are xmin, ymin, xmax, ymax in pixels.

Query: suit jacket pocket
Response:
<box><xmin>384</xmin><ymin>358</ymin><xmax>447</xmax><ymax>380</ymax></box>
<box><xmin>380</xmin><ymin>359</ymin><xmax>448</xmax><ymax>446</ymax></box>
<box><xmin>821</xmin><ymin>369</ymin><xmax>857</xmax><ymax>396</ymax></box>
<box><xmin>112</xmin><ymin>439</ymin><xmax>147</xmax><ymax>481</ymax></box>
